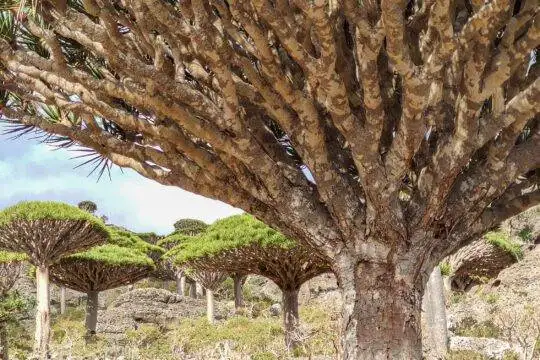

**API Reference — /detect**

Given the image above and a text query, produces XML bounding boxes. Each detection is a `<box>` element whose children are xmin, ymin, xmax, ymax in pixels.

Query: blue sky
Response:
<box><xmin>0</xmin><ymin>136</ymin><xmax>241</xmax><ymax>235</ymax></box>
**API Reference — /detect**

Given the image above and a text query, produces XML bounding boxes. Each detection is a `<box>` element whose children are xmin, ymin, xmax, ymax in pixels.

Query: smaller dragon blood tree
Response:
<box><xmin>185</xmin><ymin>268</ymin><xmax>228</xmax><ymax>324</ymax></box>
<box><xmin>50</xmin><ymin>244</ymin><xmax>154</xmax><ymax>338</ymax></box>
<box><xmin>0</xmin><ymin>201</ymin><xmax>109</xmax><ymax>359</ymax></box>
<box><xmin>0</xmin><ymin>251</ymin><xmax>27</xmax><ymax>360</ymax></box>
<box><xmin>170</xmin><ymin>215</ymin><xmax>331</xmax><ymax>349</ymax></box>
<box><xmin>158</xmin><ymin>222</ymin><xmax>208</xmax><ymax>297</ymax></box>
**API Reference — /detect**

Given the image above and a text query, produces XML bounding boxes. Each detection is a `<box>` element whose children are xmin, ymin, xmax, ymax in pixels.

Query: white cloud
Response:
<box><xmin>0</xmin><ymin>140</ymin><xmax>241</xmax><ymax>234</ymax></box>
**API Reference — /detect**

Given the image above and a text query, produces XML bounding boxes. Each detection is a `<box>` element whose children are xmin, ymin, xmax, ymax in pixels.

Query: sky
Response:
<box><xmin>0</xmin><ymin>134</ymin><xmax>241</xmax><ymax>235</ymax></box>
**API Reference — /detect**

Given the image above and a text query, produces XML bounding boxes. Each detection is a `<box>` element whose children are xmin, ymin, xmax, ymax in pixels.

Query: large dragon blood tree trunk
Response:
<box><xmin>334</xmin><ymin>254</ymin><xmax>426</xmax><ymax>359</ymax></box>
<box><xmin>1</xmin><ymin>1</ymin><xmax>538</xmax><ymax>359</ymax></box>
<box><xmin>34</xmin><ymin>266</ymin><xmax>51</xmax><ymax>358</ymax></box>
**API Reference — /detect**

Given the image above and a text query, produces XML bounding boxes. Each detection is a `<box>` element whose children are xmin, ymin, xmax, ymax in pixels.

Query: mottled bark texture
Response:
<box><xmin>422</xmin><ymin>267</ymin><xmax>448</xmax><ymax>359</ymax></box>
<box><xmin>59</xmin><ymin>286</ymin><xmax>66</xmax><ymax>315</ymax></box>
<box><xmin>35</xmin><ymin>266</ymin><xmax>51</xmax><ymax>359</ymax></box>
<box><xmin>85</xmin><ymin>291</ymin><xmax>99</xmax><ymax>339</ymax></box>
<box><xmin>1</xmin><ymin>1</ymin><xmax>539</xmax><ymax>358</ymax></box>
<box><xmin>283</xmin><ymin>289</ymin><xmax>300</xmax><ymax>350</ymax></box>
<box><xmin>233</xmin><ymin>274</ymin><xmax>247</xmax><ymax>312</ymax></box>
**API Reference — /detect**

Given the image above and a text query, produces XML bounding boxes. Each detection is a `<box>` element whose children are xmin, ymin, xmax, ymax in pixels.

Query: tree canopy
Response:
<box><xmin>50</xmin><ymin>244</ymin><xmax>154</xmax><ymax>292</ymax></box>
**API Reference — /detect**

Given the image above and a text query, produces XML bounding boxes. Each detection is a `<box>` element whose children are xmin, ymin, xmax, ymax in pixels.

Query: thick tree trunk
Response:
<box><xmin>176</xmin><ymin>272</ymin><xmax>186</xmax><ymax>296</ymax></box>
<box><xmin>422</xmin><ymin>267</ymin><xmax>448</xmax><ymax>358</ymax></box>
<box><xmin>59</xmin><ymin>286</ymin><xmax>66</xmax><ymax>315</ymax></box>
<box><xmin>85</xmin><ymin>291</ymin><xmax>99</xmax><ymax>340</ymax></box>
<box><xmin>0</xmin><ymin>321</ymin><xmax>8</xmax><ymax>360</ymax></box>
<box><xmin>336</xmin><ymin>260</ymin><xmax>424</xmax><ymax>360</ymax></box>
<box><xmin>206</xmin><ymin>289</ymin><xmax>215</xmax><ymax>324</ymax></box>
<box><xmin>282</xmin><ymin>288</ymin><xmax>300</xmax><ymax>351</ymax></box>
<box><xmin>34</xmin><ymin>266</ymin><xmax>50</xmax><ymax>359</ymax></box>
<box><xmin>233</xmin><ymin>274</ymin><xmax>246</xmax><ymax>312</ymax></box>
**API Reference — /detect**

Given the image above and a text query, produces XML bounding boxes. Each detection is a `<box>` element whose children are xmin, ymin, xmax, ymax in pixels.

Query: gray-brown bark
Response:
<box><xmin>233</xmin><ymin>274</ymin><xmax>246</xmax><ymax>312</ymax></box>
<box><xmin>422</xmin><ymin>267</ymin><xmax>448</xmax><ymax>358</ymax></box>
<box><xmin>1</xmin><ymin>1</ymin><xmax>539</xmax><ymax>358</ymax></box>
<box><xmin>84</xmin><ymin>291</ymin><xmax>99</xmax><ymax>340</ymax></box>
<box><xmin>59</xmin><ymin>286</ymin><xmax>66</xmax><ymax>315</ymax></box>
<box><xmin>0</xmin><ymin>321</ymin><xmax>8</xmax><ymax>360</ymax></box>
<box><xmin>34</xmin><ymin>266</ymin><xmax>50</xmax><ymax>360</ymax></box>
<box><xmin>206</xmin><ymin>289</ymin><xmax>215</xmax><ymax>324</ymax></box>
<box><xmin>282</xmin><ymin>288</ymin><xmax>300</xmax><ymax>351</ymax></box>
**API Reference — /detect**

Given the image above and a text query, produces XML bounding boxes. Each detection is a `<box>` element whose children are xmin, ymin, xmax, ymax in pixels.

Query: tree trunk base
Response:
<box><xmin>336</xmin><ymin>260</ymin><xmax>424</xmax><ymax>360</ymax></box>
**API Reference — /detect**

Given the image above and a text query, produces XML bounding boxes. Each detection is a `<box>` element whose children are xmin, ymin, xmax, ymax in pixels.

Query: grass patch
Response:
<box><xmin>439</xmin><ymin>262</ymin><xmax>453</xmax><ymax>276</ymax></box>
<box><xmin>454</xmin><ymin>317</ymin><xmax>501</xmax><ymax>338</ymax></box>
<box><xmin>445</xmin><ymin>350</ymin><xmax>487</xmax><ymax>359</ymax></box>
<box><xmin>485</xmin><ymin>231</ymin><xmax>523</xmax><ymax>260</ymax></box>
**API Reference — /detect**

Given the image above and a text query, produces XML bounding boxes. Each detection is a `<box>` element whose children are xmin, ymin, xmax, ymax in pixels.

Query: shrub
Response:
<box><xmin>454</xmin><ymin>317</ymin><xmax>501</xmax><ymax>338</ymax></box>
<box><xmin>126</xmin><ymin>324</ymin><xmax>164</xmax><ymax>347</ymax></box>
<box><xmin>517</xmin><ymin>226</ymin><xmax>534</xmax><ymax>242</ymax></box>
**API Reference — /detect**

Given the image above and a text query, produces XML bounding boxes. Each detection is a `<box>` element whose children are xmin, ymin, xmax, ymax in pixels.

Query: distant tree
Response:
<box><xmin>51</xmin><ymin>244</ymin><xmax>154</xmax><ymax>339</ymax></box>
<box><xmin>0</xmin><ymin>251</ymin><xmax>27</xmax><ymax>360</ymax></box>
<box><xmin>170</xmin><ymin>215</ymin><xmax>331</xmax><ymax>349</ymax></box>
<box><xmin>77</xmin><ymin>201</ymin><xmax>97</xmax><ymax>214</ymax></box>
<box><xmin>185</xmin><ymin>268</ymin><xmax>227</xmax><ymax>324</ymax></box>
<box><xmin>158</xmin><ymin>232</ymin><xmax>199</xmax><ymax>296</ymax></box>
<box><xmin>0</xmin><ymin>202</ymin><xmax>109</xmax><ymax>359</ymax></box>
<box><xmin>173</xmin><ymin>219</ymin><xmax>209</xmax><ymax>236</ymax></box>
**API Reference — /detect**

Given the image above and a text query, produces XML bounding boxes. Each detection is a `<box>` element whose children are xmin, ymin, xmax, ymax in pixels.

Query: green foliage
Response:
<box><xmin>169</xmin><ymin>215</ymin><xmax>296</xmax><ymax>265</ymax></box>
<box><xmin>485</xmin><ymin>231</ymin><xmax>523</xmax><ymax>260</ymax></box>
<box><xmin>454</xmin><ymin>317</ymin><xmax>501</xmax><ymax>338</ymax></box>
<box><xmin>0</xmin><ymin>251</ymin><xmax>27</xmax><ymax>264</ymax></box>
<box><xmin>0</xmin><ymin>291</ymin><xmax>33</xmax><ymax>322</ymax></box>
<box><xmin>0</xmin><ymin>201</ymin><xmax>108</xmax><ymax>235</ymax></box>
<box><xmin>66</xmin><ymin>244</ymin><xmax>155</xmax><ymax>268</ymax></box>
<box><xmin>439</xmin><ymin>262</ymin><xmax>453</xmax><ymax>276</ymax></box>
<box><xmin>502</xmin><ymin>351</ymin><xmax>520</xmax><ymax>360</ymax></box>
<box><xmin>517</xmin><ymin>226</ymin><xmax>534</xmax><ymax>242</ymax></box>
<box><xmin>173</xmin><ymin>218</ymin><xmax>209</xmax><ymax>235</ymax></box>
<box><xmin>483</xmin><ymin>293</ymin><xmax>500</xmax><ymax>305</ymax></box>
<box><xmin>126</xmin><ymin>324</ymin><xmax>164</xmax><ymax>347</ymax></box>
<box><xmin>107</xmin><ymin>227</ymin><xmax>165</xmax><ymax>257</ymax></box>
<box><xmin>158</xmin><ymin>233</ymin><xmax>194</xmax><ymax>250</ymax></box>
<box><xmin>173</xmin><ymin>316</ymin><xmax>283</xmax><ymax>353</ymax></box>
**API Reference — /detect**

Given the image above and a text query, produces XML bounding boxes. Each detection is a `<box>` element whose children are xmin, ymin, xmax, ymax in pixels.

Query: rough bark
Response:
<box><xmin>0</xmin><ymin>321</ymin><xmax>8</xmax><ymax>360</ymax></box>
<box><xmin>233</xmin><ymin>274</ymin><xmax>246</xmax><ymax>312</ymax></box>
<box><xmin>59</xmin><ymin>286</ymin><xmax>66</xmax><ymax>315</ymax></box>
<box><xmin>337</xmin><ymin>259</ymin><xmax>424</xmax><ymax>360</ymax></box>
<box><xmin>84</xmin><ymin>291</ymin><xmax>99</xmax><ymax>339</ymax></box>
<box><xmin>422</xmin><ymin>267</ymin><xmax>448</xmax><ymax>359</ymax></box>
<box><xmin>206</xmin><ymin>289</ymin><xmax>215</xmax><ymax>324</ymax></box>
<box><xmin>34</xmin><ymin>266</ymin><xmax>50</xmax><ymax>360</ymax></box>
<box><xmin>282</xmin><ymin>288</ymin><xmax>300</xmax><ymax>351</ymax></box>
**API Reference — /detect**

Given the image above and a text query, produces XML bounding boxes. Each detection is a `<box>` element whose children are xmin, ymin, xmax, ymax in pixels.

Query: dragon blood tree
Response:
<box><xmin>0</xmin><ymin>251</ymin><xmax>27</xmax><ymax>360</ymax></box>
<box><xmin>50</xmin><ymin>244</ymin><xmax>154</xmax><ymax>338</ymax></box>
<box><xmin>1</xmin><ymin>1</ymin><xmax>539</xmax><ymax>358</ymax></box>
<box><xmin>185</xmin><ymin>268</ymin><xmax>227</xmax><ymax>324</ymax></box>
<box><xmin>158</xmin><ymin>220</ymin><xmax>208</xmax><ymax>296</ymax></box>
<box><xmin>171</xmin><ymin>215</ymin><xmax>331</xmax><ymax>348</ymax></box>
<box><xmin>0</xmin><ymin>201</ymin><xmax>108</xmax><ymax>358</ymax></box>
